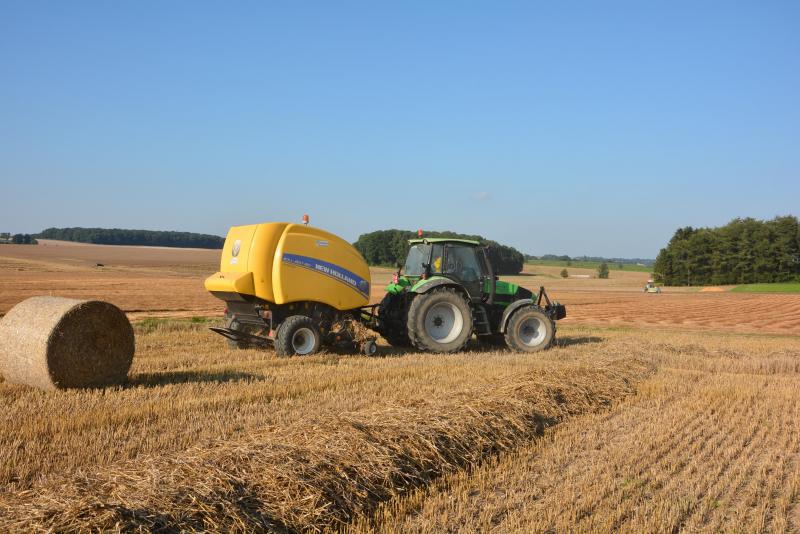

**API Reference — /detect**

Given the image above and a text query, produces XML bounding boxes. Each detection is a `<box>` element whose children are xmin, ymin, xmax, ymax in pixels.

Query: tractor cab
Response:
<box><xmin>401</xmin><ymin>238</ymin><xmax>491</xmax><ymax>301</ymax></box>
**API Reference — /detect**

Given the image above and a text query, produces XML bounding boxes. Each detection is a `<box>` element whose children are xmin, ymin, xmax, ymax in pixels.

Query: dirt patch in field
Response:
<box><xmin>552</xmin><ymin>290</ymin><xmax>800</xmax><ymax>335</ymax></box>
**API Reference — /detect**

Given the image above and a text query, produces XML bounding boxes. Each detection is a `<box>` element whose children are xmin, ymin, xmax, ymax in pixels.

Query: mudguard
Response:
<box><xmin>409</xmin><ymin>276</ymin><xmax>461</xmax><ymax>294</ymax></box>
<box><xmin>500</xmin><ymin>298</ymin><xmax>565</xmax><ymax>333</ymax></box>
<box><xmin>498</xmin><ymin>299</ymin><xmax>538</xmax><ymax>333</ymax></box>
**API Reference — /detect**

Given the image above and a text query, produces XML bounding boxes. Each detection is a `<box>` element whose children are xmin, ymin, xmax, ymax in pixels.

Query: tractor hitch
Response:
<box><xmin>536</xmin><ymin>286</ymin><xmax>567</xmax><ymax>320</ymax></box>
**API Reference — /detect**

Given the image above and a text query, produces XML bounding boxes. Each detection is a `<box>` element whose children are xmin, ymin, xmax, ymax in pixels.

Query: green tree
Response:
<box><xmin>35</xmin><ymin>227</ymin><xmax>224</xmax><ymax>248</ymax></box>
<box><xmin>11</xmin><ymin>234</ymin><xmax>37</xmax><ymax>244</ymax></box>
<box><xmin>560</xmin><ymin>268</ymin><xmax>569</xmax><ymax>278</ymax></box>
<box><xmin>597</xmin><ymin>262</ymin><xmax>609</xmax><ymax>279</ymax></box>
<box><xmin>655</xmin><ymin>216</ymin><xmax>800</xmax><ymax>286</ymax></box>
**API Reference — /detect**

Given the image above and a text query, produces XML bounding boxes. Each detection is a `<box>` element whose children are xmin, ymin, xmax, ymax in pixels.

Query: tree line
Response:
<box><xmin>36</xmin><ymin>227</ymin><xmax>224</xmax><ymax>249</ymax></box>
<box><xmin>353</xmin><ymin>229</ymin><xmax>525</xmax><ymax>274</ymax></box>
<box><xmin>654</xmin><ymin>216</ymin><xmax>800</xmax><ymax>286</ymax></box>
<box><xmin>0</xmin><ymin>233</ymin><xmax>38</xmax><ymax>244</ymax></box>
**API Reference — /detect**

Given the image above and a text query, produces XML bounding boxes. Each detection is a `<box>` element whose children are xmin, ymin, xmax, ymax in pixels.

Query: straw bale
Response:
<box><xmin>0</xmin><ymin>296</ymin><xmax>134</xmax><ymax>390</ymax></box>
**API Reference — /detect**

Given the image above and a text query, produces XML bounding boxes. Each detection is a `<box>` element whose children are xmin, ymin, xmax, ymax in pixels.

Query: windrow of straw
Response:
<box><xmin>0</xmin><ymin>357</ymin><xmax>652</xmax><ymax>533</ymax></box>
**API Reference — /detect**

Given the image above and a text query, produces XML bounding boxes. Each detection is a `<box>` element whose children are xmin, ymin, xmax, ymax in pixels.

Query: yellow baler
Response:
<box><xmin>205</xmin><ymin>222</ymin><xmax>376</xmax><ymax>356</ymax></box>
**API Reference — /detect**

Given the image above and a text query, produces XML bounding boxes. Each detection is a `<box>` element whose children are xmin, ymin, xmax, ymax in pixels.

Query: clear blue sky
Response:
<box><xmin>1</xmin><ymin>2</ymin><xmax>798</xmax><ymax>258</ymax></box>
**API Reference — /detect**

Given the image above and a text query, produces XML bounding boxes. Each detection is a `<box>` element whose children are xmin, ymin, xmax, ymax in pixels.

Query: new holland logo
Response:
<box><xmin>231</xmin><ymin>239</ymin><xmax>241</xmax><ymax>257</ymax></box>
<box><xmin>281</xmin><ymin>253</ymin><xmax>370</xmax><ymax>298</ymax></box>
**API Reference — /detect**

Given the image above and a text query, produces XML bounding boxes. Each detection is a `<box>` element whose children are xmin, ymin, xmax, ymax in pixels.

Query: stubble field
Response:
<box><xmin>2</xmin><ymin>240</ymin><xmax>799</xmax><ymax>334</ymax></box>
<box><xmin>0</xmin><ymin>241</ymin><xmax>798</xmax><ymax>532</ymax></box>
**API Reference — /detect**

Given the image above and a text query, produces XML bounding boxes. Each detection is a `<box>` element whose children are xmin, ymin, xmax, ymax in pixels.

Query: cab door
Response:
<box><xmin>444</xmin><ymin>244</ymin><xmax>484</xmax><ymax>300</ymax></box>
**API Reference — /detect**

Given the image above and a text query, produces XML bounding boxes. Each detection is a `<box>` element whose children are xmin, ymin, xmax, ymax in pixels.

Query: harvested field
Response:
<box><xmin>0</xmin><ymin>242</ymin><xmax>220</xmax><ymax>319</ymax></box>
<box><xmin>2</xmin><ymin>242</ymin><xmax>799</xmax><ymax>335</ymax></box>
<box><xmin>366</xmin><ymin>330</ymin><xmax>800</xmax><ymax>533</ymax></box>
<box><xmin>0</xmin><ymin>320</ymin><xmax>646</xmax><ymax>532</ymax></box>
<box><xmin>0</xmin><ymin>323</ymin><xmax>798</xmax><ymax>532</ymax></box>
<box><xmin>1</xmin><ymin>241</ymin><xmax>800</xmax><ymax>532</ymax></box>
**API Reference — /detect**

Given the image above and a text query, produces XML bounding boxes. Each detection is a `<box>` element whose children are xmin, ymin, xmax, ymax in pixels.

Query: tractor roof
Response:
<box><xmin>408</xmin><ymin>238</ymin><xmax>482</xmax><ymax>246</ymax></box>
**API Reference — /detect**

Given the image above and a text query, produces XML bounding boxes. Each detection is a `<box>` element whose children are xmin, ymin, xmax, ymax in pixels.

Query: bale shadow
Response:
<box><xmin>128</xmin><ymin>370</ymin><xmax>265</xmax><ymax>388</ymax></box>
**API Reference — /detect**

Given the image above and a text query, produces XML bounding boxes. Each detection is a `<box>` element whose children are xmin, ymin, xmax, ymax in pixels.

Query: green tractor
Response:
<box><xmin>376</xmin><ymin>237</ymin><xmax>566</xmax><ymax>353</ymax></box>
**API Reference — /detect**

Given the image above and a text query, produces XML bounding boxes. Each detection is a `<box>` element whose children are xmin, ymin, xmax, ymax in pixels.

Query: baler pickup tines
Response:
<box><xmin>209</xmin><ymin>327</ymin><xmax>272</xmax><ymax>348</ymax></box>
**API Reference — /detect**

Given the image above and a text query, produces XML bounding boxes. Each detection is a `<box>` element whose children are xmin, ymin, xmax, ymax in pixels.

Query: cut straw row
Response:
<box><xmin>0</xmin><ymin>357</ymin><xmax>652</xmax><ymax>533</ymax></box>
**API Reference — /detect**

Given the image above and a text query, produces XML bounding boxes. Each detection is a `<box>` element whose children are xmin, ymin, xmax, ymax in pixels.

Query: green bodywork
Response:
<box><xmin>385</xmin><ymin>276</ymin><xmax>414</xmax><ymax>295</ymax></box>
<box><xmin>488</xmin><ymin>279</ymin><xmax>519</xmax><ymax>302</ymax></box>
<box><xmin>385</xmin><ymin>275</ymin><xmax>520</xmax><ymax>307</ymax></box>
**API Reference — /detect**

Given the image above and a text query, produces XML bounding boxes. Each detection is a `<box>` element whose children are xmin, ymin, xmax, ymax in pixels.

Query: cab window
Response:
<box><xmin>430</xmin><ymin>243</ymin><xmax>444</xmax><ymax>273</ymax></box>
<box><xmin>403</xmin><ymin>244</ymin><xmax>430</xmax><ymax>277</ymax></box>
<box><xmin>445</xmin><ymin>245</ymin><xmax>482</xmax><ymax>281</ymax></box>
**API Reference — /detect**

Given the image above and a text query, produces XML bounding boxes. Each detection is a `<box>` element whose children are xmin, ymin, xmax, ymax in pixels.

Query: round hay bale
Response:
<box><xmin>0</xmin><ymin>296</ymin><xmax>134</xmax><ymax>390</ymax></box>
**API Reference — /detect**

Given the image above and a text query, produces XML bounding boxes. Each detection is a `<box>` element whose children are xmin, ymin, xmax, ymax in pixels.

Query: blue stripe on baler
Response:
<box><xmin>281</xmin><ymin>253</ymin><xmax>370</xmax><ymax>298</ymax></box>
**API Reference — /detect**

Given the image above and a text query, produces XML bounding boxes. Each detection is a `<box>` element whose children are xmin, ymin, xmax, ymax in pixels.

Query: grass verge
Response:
<box><xmin>731</xmin><ymin>282</ymin><xmax>800</xmax><ymax>293</ymax></box>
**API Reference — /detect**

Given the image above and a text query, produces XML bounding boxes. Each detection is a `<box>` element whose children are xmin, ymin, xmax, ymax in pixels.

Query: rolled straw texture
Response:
<box><xmin>0</xmin><ymin>296</ymin><xmax>134</xmax><ymax>390</ymax></box>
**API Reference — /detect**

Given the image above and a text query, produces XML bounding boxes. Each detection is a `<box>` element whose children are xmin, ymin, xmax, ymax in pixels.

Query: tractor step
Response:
<box><xmin>472</xmin><ymin>305</ymin><xmax>493</xmax><ymax>336</ymax></box>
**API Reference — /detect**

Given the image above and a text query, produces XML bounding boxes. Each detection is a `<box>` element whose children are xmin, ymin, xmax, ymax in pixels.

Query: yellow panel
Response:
<box><xmin>273</xmin><ymin>224</ymin><xmax>370</xmax><ymax>310</ymax></box>
<box><xmin>247</xmin><ymin>222</ymin><xmax>288</xmax><ymax>302</ymax></box>
<box><xmin>218</xmin><ymin>225</ymin><xmax>258</xmax><ymax>276</ymax></box>
<box><xmin>204</xmin><ymin>271</ymin><xmax>255</xmax><ymax>295</ymax></box>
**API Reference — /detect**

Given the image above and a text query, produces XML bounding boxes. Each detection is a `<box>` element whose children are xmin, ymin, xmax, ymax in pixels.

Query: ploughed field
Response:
<box><xmin>2</xmin><ymin>240</ymin><xmax>799</xmax><ymax>334</ymax></box>
<box><xmin>1</xmin><ymin>241</ymin><xmax>799</xmax><ymax>532</ymax></box>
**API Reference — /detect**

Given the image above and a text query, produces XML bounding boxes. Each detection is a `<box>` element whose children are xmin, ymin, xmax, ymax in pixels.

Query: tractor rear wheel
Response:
<box><xmin>377</xmin><ymin>293</ymin><xmax>411</xmax><ymax>347</ymax></box>
<box><xmin>407</xmin><ymin>288</ymin><xmax>472</xmax><ymax>353</ymax></box>
<box><xmin>504</xmin><ymin>307</ymin><xmax>554</xmax><ymax>352</ymax></box>
<box><xmin>275</xmin><ymin>315</ymin><xmax>321</xmax><ymax>356</ymax></box>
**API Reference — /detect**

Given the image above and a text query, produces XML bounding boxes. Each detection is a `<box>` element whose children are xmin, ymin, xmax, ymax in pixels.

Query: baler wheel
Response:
<box><xmin>360</xmin><ymin>339</ymin><xmax>378</xmax><ymax>356</ymax></box>
<box><xmin>275</xmin><ymin>315</ymin><xmax>321</xmax><ymax>356</ymax></box>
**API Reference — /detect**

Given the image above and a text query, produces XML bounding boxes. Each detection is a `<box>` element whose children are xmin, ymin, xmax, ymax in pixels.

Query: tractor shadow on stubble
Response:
<box><xmin>127</xmin><ymin>370</ymin><xmax>266</xmax><ymax>388</ymax></box>
<box><xmin>554</xmin><ymin>335</ymin><xmax>604</xmax><ymax>348</ymax></box>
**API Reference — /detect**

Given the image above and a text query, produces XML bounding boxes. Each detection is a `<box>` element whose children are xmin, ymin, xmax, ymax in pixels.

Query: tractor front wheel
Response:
<box><xmin>504</xmin><ymin>307</ymin><xmax>555</xmax><ymax>352</ymax></box>
<box><xmin>407</xmin><ymin>288</ymin><xmax>472</xmax><ymax>353</ymax></box>
<box><xmin>275</xmin><ymin>315</ymin><xmax>322</xmax><ymax>356</ymax></box>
